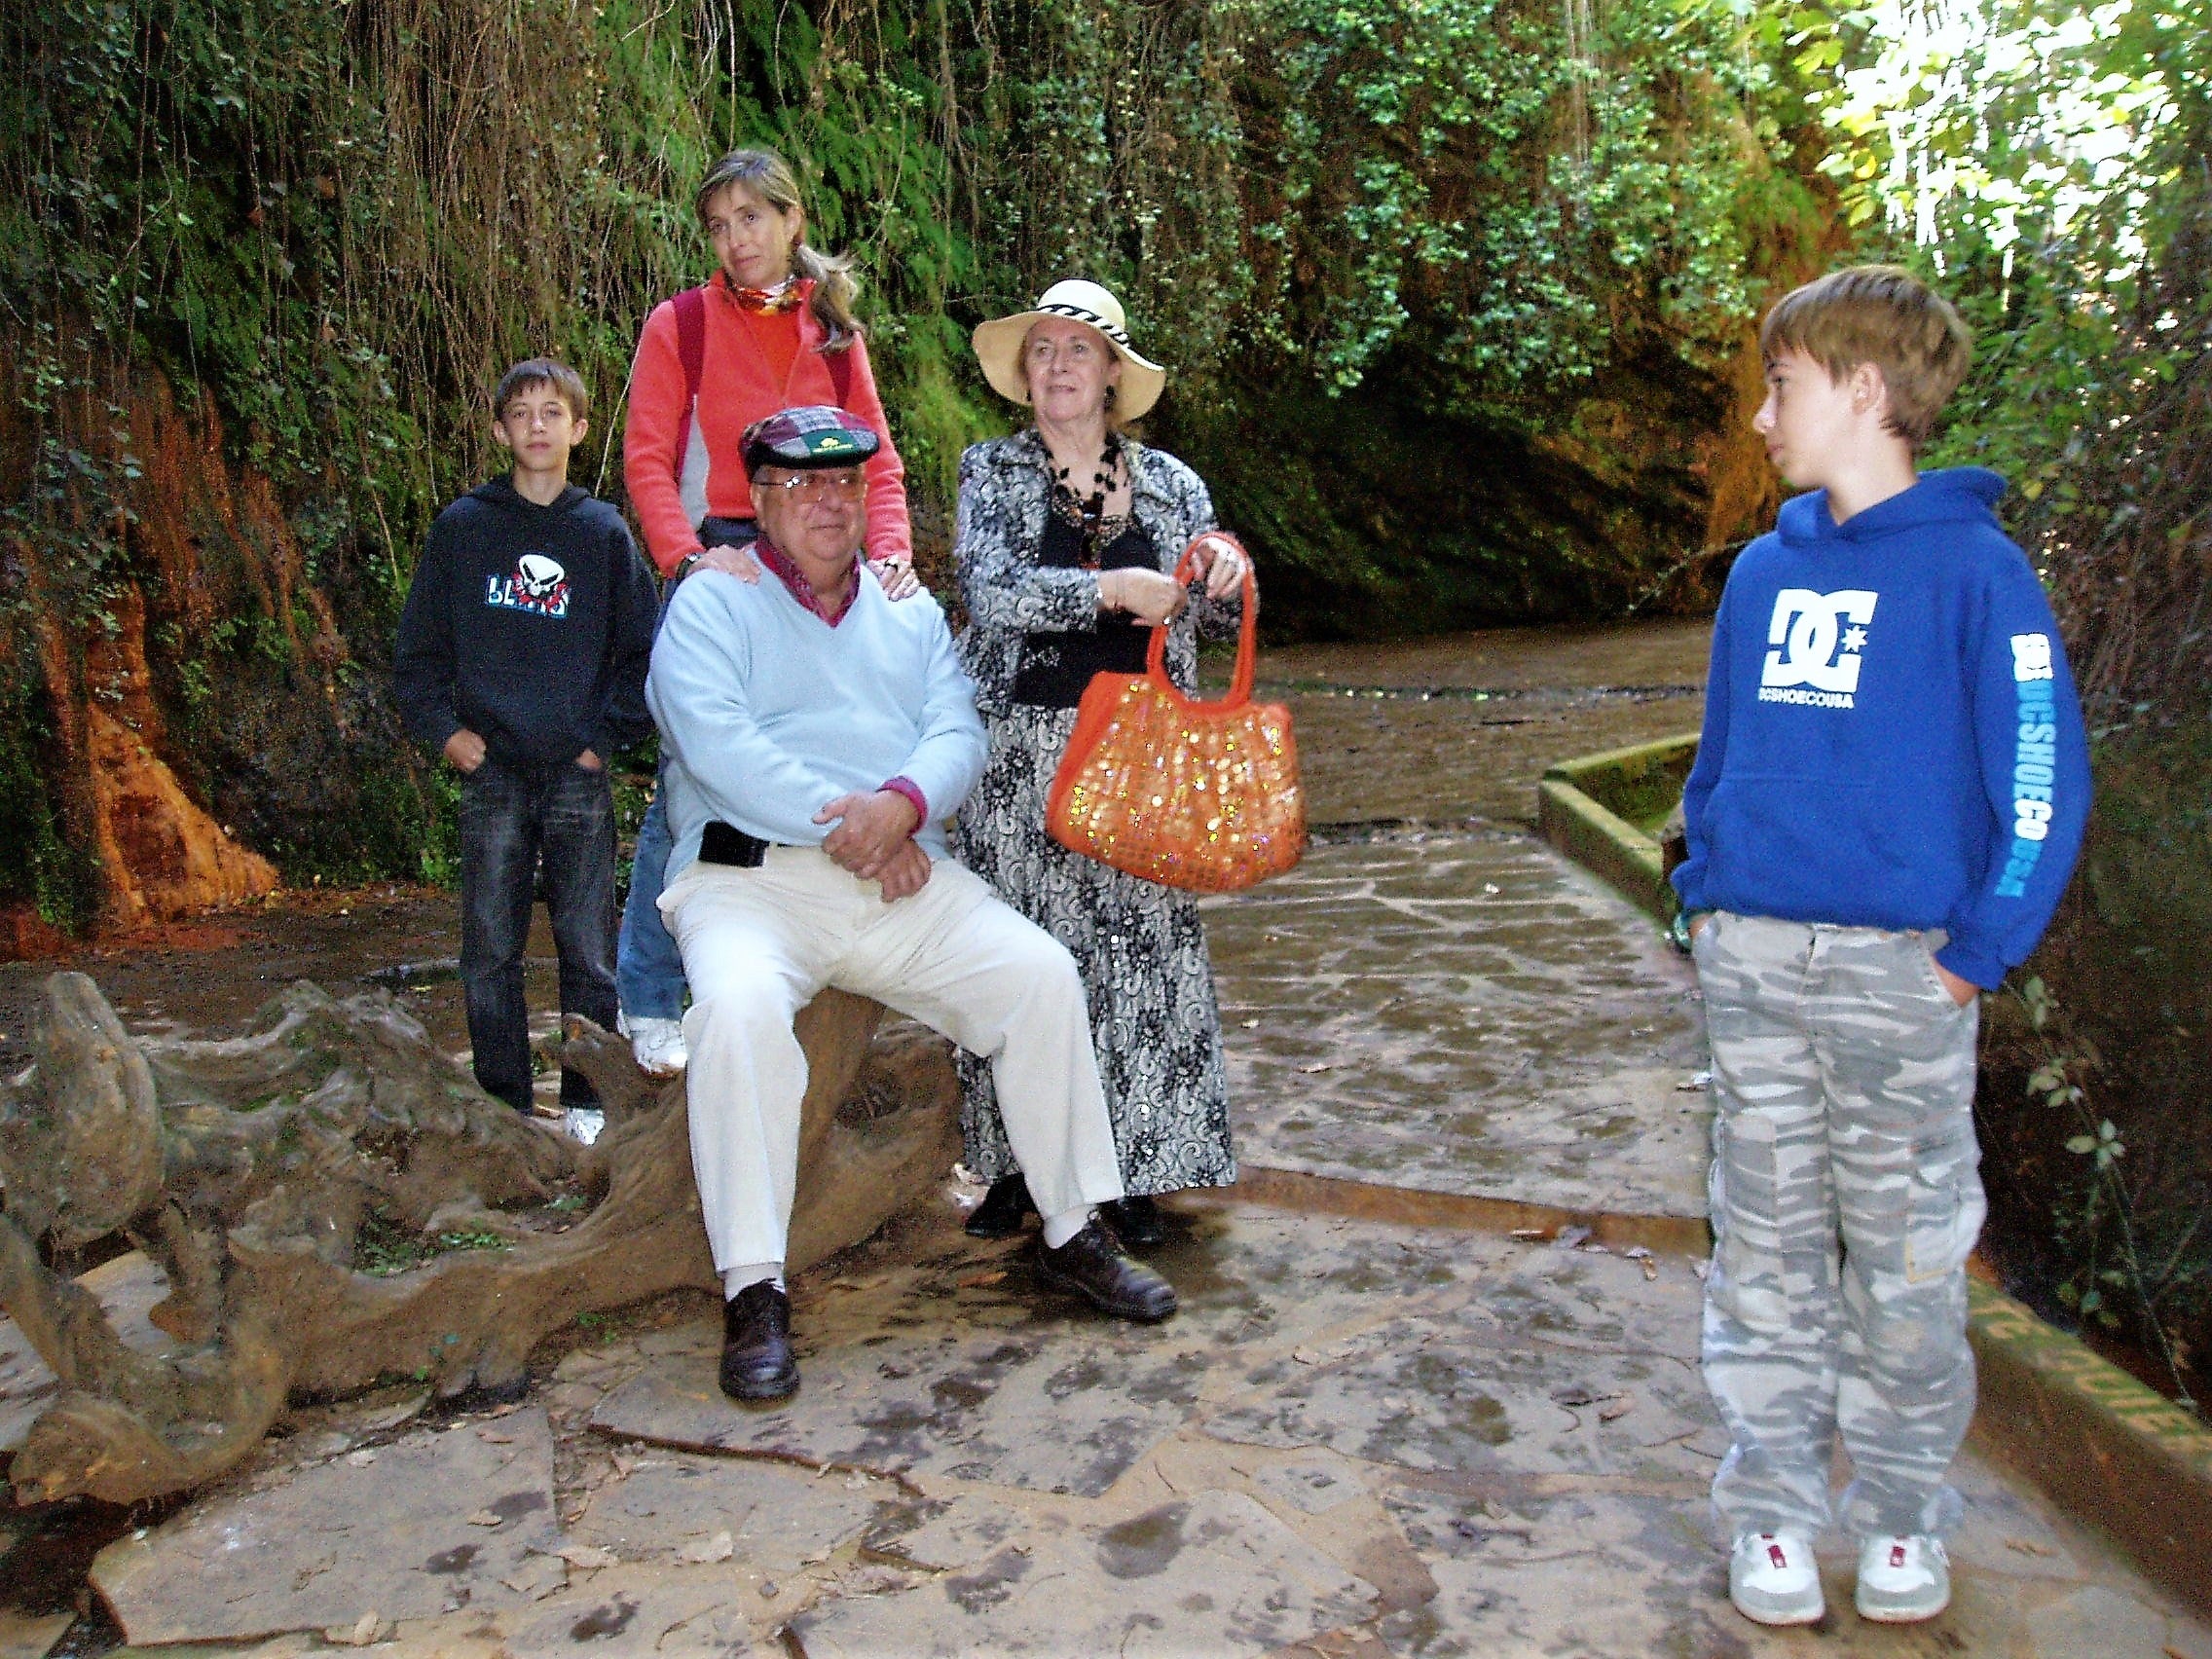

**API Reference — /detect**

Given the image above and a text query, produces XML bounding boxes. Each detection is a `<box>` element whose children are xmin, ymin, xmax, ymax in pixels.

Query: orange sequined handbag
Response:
<box><xmin>1045</xmin><ymin>535</ymin><xmax>1306</xmax><ymax>893</ymax></box>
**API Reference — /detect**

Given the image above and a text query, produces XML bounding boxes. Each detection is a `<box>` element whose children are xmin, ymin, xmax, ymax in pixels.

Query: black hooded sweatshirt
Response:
<box><xmin>393</xmin><ymin>476</ymin><xmax>658</xmax><ymax>768</ymax></box>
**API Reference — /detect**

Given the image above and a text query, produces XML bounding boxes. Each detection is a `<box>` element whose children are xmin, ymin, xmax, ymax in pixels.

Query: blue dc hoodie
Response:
<box><xmin>1671</xmin><ymin>467</ymin><xmax>2088</xmax><ymax>988</ymax></box>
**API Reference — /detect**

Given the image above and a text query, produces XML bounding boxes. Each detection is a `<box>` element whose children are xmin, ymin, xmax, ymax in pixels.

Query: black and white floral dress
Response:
<box><xmin>951</xmin><ymin>429</ymin><xmax>1238</xmax><ymax>1196</ymax></box>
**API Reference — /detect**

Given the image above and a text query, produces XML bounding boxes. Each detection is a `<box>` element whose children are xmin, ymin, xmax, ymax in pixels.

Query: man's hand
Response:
<box><xmin>1687</xmin><ymin>912</ymin><xmax>1709</xmax><ymax>941</ymax></box>
<box><xmin>1099</xmin><ymin>567</ymin><xmax>1187</xmax><ymax>625</ymax></box>
<box><xmin>816</xmin><ymin>790</ymin><xmax>922</xmax><ymax>878</ymax></box>
<box><xmin>869</xmin><ymin>556</ymin><xmax>923</xmax><ymax>602</ymax></box>
<box><xmin>575</xmin><ymin>749</ymin><xmax>603</xmax><ymax>772</ymax></box>
<box><xmin>443</xmin><ymin>728</ymin><xmax>487</xmax><ymax>774</ymax></box>
<box><xmin>1187</xmin><ymin>533</ymin><xmax>1252</xmax><ymax>601</ymax></box>
<box><xmin>875</xmin><ymin>838</ymin><xmax>933</xmax><ymax>902</ymax></box>
<box><xmin>1933</xmin><ymin>958</ymin><xmax>1978</xmax><ymax>1007</ymax></box>
<box><xmin>693</xmin><ymin>545</ymin><xmax>762</xmax><ymax>581</ymax></box>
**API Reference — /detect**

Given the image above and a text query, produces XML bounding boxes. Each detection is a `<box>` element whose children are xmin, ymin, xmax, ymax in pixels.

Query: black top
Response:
<box><xmin>1010</xmin><ymin>510</ymin><xmax>1160</xmax><ymax>708</ymax></box>
<box><xmin>392</xmin><ymin>476</ymin><xmax>659</xmax><ymax>767</ymax></box>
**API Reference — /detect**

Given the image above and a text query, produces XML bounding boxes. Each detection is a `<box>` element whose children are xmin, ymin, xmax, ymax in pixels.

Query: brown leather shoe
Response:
<box><xmin>719</xmin><ymin>1282</ymin><xmax>798</xmax><ymax>1402</ymax></box>
<box><xmin>1037</xmin><ymin>1220</ymin><xmax>1177</xmax><ymax>1323</ymax></box>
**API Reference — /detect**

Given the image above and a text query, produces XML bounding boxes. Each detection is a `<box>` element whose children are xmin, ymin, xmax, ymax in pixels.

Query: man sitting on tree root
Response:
<box><xmin>646</xmin><ymin>405</ymin><xmax>1177</xmax><ymax>1403</ymax></box>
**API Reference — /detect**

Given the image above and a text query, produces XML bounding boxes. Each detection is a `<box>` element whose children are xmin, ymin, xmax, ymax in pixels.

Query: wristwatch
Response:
<box><xmin>675</xmin><ymin>551</ymin><xmax>703</xmax><ymax>580</ymax></box>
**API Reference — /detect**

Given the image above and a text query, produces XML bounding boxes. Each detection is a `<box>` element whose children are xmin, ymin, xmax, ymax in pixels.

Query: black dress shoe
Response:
<box><xmin>964</xmin><ymin>1173</ymin><xmax>1038</xmax><ymax>1238</ymax></box>
<box><xmin>719</xmin><ymin>1282</ymin><xmax>798</xmax><ymax>1402</ymax></box>
<box><xmin>1099</xmin><ymin>1195</ymin><xmax>1166</xmax><ymax>1248</ymax></box>
<box><xmin>1037</xmin><ymin>1220</ymin><xmax>1178</xmax><ymax>1323</ymax></box>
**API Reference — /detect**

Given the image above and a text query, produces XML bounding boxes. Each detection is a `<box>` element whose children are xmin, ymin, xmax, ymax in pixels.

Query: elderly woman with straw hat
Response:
<box><xmin>952</xmin><ymin>278</ymin><xmax>1253</xmax><ymax>1246</ymax></box>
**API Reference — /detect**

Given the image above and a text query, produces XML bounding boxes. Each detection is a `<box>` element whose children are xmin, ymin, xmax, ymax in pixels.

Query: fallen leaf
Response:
<box><xmin>1551</xmin><ymin>1225</ymin><xmax>1592</xmax><ymax>1250</ymax></box>
<box><xmin>1551</xmin><ymin>1384</ymin><xmax>1598</xmax><ymax>1407</ymax></box>
<box><xmin>467</xmin><ymin>1509</ymin><xmax>504</xmax><ymax>1528</ymax></box>
<box><xmin>1509</xmin><ymin>1228</ymin><xmax>1547</xmax><ymax>1240</ymax></box>
<box><xmin>477</xmin><ymin>1429</ymin><xmax>515</xmax><ymax>1444</ymax></box>
<box><xmin>679</xmin><ymin>1530</ymin><xmax>734</xmax><ymax>1565</ymax></box>
<box><xmin>1292</xmin><ymin>1347</ymin><xmax>1323</xmax><ymax>1365</ymax></box>
<box><xmin>550</xmin><ymin>1542</ymin><xmax>617</xmax><ymax>1569</ymax></box>
<box><xmin>1297</xmin><ymin>1061</ymin><xmax>1334</xmax><ymax>1074</ymax></box>
<box><xmin>323</xmin><ymin>1612</ymin><xmax>386</xmax><ymax>1646</ymax></box>
<box><xmin>1600</xmin><ymin>1396</ymin><xmax>1636</xmax><ymax>1422</ymax></box>
<box><xmin>957</xmin><ymin>1270</ymin><xmax>1006</xmax><ymax>1289</ymax></box>
<box><xmin>345</xmin><ymin>1449</ymin><xmax>377</xmax><ymax>1467</ymax></box>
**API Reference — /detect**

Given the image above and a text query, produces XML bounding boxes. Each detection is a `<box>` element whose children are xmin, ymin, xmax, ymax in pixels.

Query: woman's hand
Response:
<box><xmin>1188</xmin><ymin>533</ymin><xmax>1253</xmax><ymax>600</ymax></box>
<box><xmin>1099</xmin><ymin>567</ymin><xmax>1187</xmax><ymax>626</ymax></box>
<box><xmin>869</xmin><ymin>556</ymin><xmax>922</xmax><ymax>602</ymax></box>
<box><xmin>693</xmin><ymin>545</ymin><xmax>762</xmax><ymax>581</ymax></box>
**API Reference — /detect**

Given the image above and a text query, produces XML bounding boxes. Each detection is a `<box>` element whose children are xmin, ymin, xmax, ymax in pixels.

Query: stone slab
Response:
<box><xmin>1205</xmin><ymin>835</ymin><xmax>1708</xmax><ymax>1218</ymax></box>
<box><xmin>790</xmin><ymin>1491</ymin><xmax>1377</xmax><ymax>1659</ymax></box>
<box><xmin>500</xmin><ymin>1564</ymin><xmax>766</xmax><ymax>1659</ymax></box>
<box><xmin>570</xmin><ymin>1451</ymin><xmax>882</xmax><ymax>1573</ymax></box>
<box><xmin>0</xmin><ymin>1610</ymin><xmax>72</xmax><ymax>1659</ymax></box>
<box><xmin>1282</xmin><ymin>688</ymin><xmax>1707</xmax><ymax>829</ymax></box>
<box><xmin>864</xmin><ymin>1494</ymin><xmax>1033</xmax><ymax>1572</ymax></box>
<box><xmin>90</xmin><ymin>1408</ymin><xmax>560</xmax><ymax>1645</ymax></box>
<box><xmin>0</xmin><ymin>1252</ymin><xmax>172</xmax><ymax>1454</ymax></box>
<box><xmin>592</xmin><ymin>1206</ymin><xmax>1516</xmax><ymax>1499</ymax></box>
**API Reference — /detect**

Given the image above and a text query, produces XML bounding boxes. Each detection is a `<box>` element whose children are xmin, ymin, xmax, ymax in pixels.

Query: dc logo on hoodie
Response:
<box><xmin>486</xmin><ymin>553</ymin><xmax>571</xmax><ymax>618</ymax></box>
<box><xmin>1758</xmin><ymin>588</ymin><xmax>1878</xmax><ymax>708</ymax></box>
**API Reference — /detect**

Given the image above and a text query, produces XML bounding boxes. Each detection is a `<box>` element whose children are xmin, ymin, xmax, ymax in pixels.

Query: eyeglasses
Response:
<box><xmin>754</xmin><ymin>471</ymin><xmax>866</xmax><ymax>500</ymax></box>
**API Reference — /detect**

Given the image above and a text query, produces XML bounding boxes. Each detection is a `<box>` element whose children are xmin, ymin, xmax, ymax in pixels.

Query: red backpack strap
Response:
<box><xmin>671</xmin><ymin>285</ymin><xmax>708</xmax><ymax>477</ymax></box>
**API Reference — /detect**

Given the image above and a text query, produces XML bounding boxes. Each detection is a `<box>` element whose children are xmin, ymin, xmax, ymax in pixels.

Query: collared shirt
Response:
<box><xmin>756</xmin><ymin>535</ymin><xmax>861</xmax><ymax>627</ymax></box>
<box><xmin>753</xmin><ymin>535</ymin><xmax>928</xmax><ymax>827</ymax></box>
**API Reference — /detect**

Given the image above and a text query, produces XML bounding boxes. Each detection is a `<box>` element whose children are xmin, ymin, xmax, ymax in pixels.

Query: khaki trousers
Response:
<box><xmin>661</xmin><ymin>849</ymin><xmax>1125</xmax><ymax>1272</ymax></box>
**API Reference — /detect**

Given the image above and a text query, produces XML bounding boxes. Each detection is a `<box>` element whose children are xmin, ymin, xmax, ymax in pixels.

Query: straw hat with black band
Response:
<box><xmin>971</xmin><ymin>279</ymin><xmax>1167</xmax><ymax>421</ymax></box>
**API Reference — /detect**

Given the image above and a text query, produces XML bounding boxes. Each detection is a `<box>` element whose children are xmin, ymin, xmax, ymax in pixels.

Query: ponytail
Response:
<box><xmin>793</xmin><ymin>243</ymin><xmax>865</xmax><ymax>352</ymax></box>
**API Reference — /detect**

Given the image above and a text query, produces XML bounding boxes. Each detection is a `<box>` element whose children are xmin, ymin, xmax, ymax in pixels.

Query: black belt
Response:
<box><xmin>698</xmin><ymin>821</ymin><xmax>788</xmax><ymax>868</ymax></box>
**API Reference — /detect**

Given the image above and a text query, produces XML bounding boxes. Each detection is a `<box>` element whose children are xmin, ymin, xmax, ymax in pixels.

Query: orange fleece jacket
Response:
<box><xmin>623</xmin><ymin>272</ymin><xmax>911</xmax><ymax>575</ymax></box>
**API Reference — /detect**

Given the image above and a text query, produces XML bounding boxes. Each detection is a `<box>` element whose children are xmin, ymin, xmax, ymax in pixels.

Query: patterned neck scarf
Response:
<box><xmin>728</xmin><ymin>276</ymin><xmax>802</xmax><ymax>313</ymax></box>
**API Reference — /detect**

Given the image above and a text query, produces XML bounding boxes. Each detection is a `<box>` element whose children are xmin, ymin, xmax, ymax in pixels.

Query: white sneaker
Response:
<box><xmin>1856</xmin><ymin>1534</ymin><xmax>1949</xmax><ymax>1623</ymax></box>
<box><xmin>626</xmin><ymin>1014</ymin><xmax>687</xmax><ymax>1079</ymax></box>
<box><xmin>1729</xmin><ymin>1530</ymin><xmax>1825</xmax><ymax>1626</ymax></box>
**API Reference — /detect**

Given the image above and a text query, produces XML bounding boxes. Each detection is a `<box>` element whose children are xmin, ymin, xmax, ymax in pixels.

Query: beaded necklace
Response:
<box><xmin>1049</xmin><ymin>432</ymin><xmax>1125</xmax><ymax>570</ymax></box>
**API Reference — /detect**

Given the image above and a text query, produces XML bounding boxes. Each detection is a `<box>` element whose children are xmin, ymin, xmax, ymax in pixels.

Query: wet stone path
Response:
<box><xmin>4</xmin><ymin>619</ymin><xmax>2209</xmax><ymax>1657</ymax></box>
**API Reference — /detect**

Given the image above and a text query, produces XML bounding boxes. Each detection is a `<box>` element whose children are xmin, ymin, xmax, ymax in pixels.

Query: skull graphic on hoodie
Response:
<box><xmin>486</xmin><ymin>552</ymin><xmax>571</xmax><ymax>617</ymax></box>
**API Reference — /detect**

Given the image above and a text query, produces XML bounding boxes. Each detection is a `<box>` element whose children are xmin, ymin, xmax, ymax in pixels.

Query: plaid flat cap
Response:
<box><xmin>739</xmin><ymin>404</ymin><xmax>881</xmax><ymax>475</ymax></box>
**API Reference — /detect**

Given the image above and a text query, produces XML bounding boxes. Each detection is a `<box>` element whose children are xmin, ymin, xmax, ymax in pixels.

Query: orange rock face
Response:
<box><xmin>85</xmin><ymin>703</ymin><xmax>279</xmax><ymax>925</ymax></box>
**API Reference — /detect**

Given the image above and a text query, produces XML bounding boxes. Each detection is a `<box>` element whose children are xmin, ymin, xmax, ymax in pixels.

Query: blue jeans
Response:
<box><xmin>459</xmin><ymin>755</ymin><xmax>618</xmax><ymax>1110</ymax></box>
<box><xmin>617</xmin><ymin>515</ymin><xmax>758</xmax><ymax>1023</ymax></box>
<box><xmin>616</xmin><ymin>781</ymin><xmax>685</xmax><ymax>1020</ymax></box>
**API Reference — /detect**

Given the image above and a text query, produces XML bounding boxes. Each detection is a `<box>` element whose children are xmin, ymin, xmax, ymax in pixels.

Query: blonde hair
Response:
<box><xmin>694</xmin><ymin>149</ymin><xmax>864</xmax><ymax>350</ymax></box>
<box><xmin>1760</xmin><ymin>265</ymin><xmax>1973</xmax><ymax>448</ymax></box>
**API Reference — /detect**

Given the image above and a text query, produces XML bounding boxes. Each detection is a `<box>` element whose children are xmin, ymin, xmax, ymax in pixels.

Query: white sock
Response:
<box><xmin>1041</xmin><ymin>1208</ymin><xmax>1093</xmax><ymax>1250</ymax></box>
<box><xmin>723</xmin><ymin>1264</ymin><xmax>785</xmax><ymax>1299</ymax></box>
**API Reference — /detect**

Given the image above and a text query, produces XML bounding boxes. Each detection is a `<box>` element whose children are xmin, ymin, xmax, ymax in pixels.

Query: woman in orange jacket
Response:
<box><xmin>617</xmin><ymin>148</ymin><xmax>916</xmax><ymax>1078</ymax></box>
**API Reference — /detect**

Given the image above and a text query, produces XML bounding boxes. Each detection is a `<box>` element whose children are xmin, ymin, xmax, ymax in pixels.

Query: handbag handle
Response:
<box><xmin>1145</xmin><ymin>533</ymin><xmax>1258</xmax><ymax>706</ymax></box>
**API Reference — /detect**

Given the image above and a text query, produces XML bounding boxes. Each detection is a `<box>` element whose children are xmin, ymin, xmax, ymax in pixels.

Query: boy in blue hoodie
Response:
<box><xmin>394</xmin><ymin>359</ymin><xmax>658</xmax><ymax>1118</ymax></box>
<box><xmin>1673</xmin><ymin>267</ymin><xmax>2088</xmax><ymax>1628</ymax></box>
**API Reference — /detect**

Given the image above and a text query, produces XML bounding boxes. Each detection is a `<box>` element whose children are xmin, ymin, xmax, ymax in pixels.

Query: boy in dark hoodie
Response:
<box><xmin>394</xmin><ymin>358</ymin><xmax>658</xmax><ymax>1118</ymax></box>
<box><xmin>1673</xmin><ymin>268</ymin><xmax>2088</xmax><ymax>1629</ymax></box>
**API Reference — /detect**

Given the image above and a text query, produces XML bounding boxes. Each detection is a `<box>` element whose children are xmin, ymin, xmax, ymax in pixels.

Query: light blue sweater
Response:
<box><xmin>646</xmin><ymin>565</ymin><xmax>986</xmax><ymax>878</ymax></box>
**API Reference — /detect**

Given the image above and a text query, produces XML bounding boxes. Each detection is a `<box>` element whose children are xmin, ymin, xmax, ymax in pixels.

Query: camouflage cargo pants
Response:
<box><xmin>1692</xmin><ymin>909</ymin><xmax>1985</xmax><ymax>1542</ymax></box>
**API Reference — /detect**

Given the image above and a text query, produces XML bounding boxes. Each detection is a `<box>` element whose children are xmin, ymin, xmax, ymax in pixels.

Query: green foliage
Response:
<box><xmin>4</xmin><ymin>0</ymin><xmax>1806</xmax><ymax>922</ymax></box>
